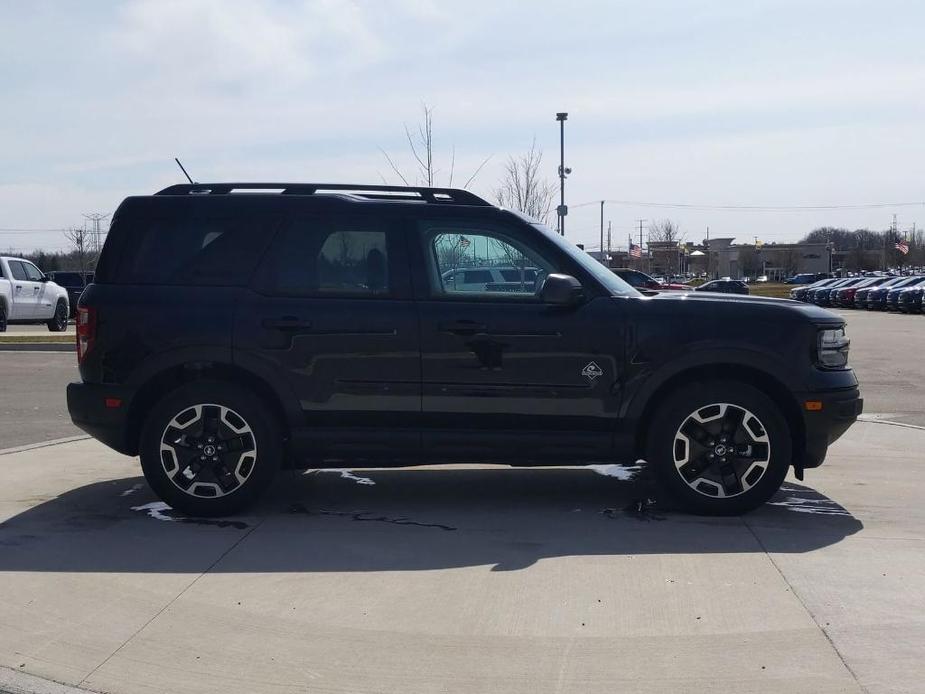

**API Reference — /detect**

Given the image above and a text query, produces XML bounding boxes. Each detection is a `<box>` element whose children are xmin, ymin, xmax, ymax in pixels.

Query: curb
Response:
<box><xmin>0</xmin><ymin>343</ymin><xmax>74</xmax><ymax>352</ymax></box>
<box><xmin>0</xmin><ymin>666</ymin><xmax>98</xmax><ymax>694</ymax></box>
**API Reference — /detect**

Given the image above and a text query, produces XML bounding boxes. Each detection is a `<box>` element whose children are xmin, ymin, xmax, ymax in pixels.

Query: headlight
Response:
<box><xmin>818</xmin><ymin>326</ymin><xmax>850</xmax><ymax>368</ymax></box>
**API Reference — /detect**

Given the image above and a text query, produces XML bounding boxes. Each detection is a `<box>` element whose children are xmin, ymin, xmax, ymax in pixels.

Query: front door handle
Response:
<box><xmin>440</xmin><ymin>320</ymin><xmax>488</xmax><ymax>335</ymax></box>
<box><xmin>262</xmin><ymin>317</ymin><xmax>314</xmax><ymax>331</ymax></box>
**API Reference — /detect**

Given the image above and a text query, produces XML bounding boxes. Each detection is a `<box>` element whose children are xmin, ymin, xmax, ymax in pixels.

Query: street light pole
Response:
<box><xmin>556</xmin><ymin>112</ymin><xmax>569</xmax><ymax>236</ymax></box>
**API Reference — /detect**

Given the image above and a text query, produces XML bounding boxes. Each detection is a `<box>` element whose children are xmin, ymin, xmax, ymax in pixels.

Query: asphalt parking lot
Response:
<box><xmin>0</xmin><ymin>309</ymin><xmax>922</xmax><ymax>693</ymax></box>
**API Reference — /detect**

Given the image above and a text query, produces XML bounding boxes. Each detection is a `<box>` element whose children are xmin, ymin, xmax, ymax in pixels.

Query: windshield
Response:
<box><xmin>528</xmin><ymin>221</ymin><xmax>640</xmax><ymax>297</ymax></box>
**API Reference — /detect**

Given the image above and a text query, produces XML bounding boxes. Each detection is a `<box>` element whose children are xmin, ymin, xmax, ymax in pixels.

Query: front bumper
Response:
<box><xmin>796</xmin><ymin>385</ymin><xmax>863</xmax><ymax>470</ymax></box>
<box><xmin>67</xmin><ymin>381</ymin><xmax>137</xmax><ymax>455</ymax></box>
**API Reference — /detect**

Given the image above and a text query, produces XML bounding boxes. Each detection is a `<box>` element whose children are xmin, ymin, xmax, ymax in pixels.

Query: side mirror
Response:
<box><xmin>645</xmin><ymin>279</ymin><xmax>661</xmax><ymax>289</ymax></box>
<box><xmin>540</xmin><ymin>273</ymin><xmax>583</xmax><ymax>306</ymax></box>
<box><xmin>40</xmin><ymin>275</ymin><xmax>50</xmax><ymax>283</ymax></box>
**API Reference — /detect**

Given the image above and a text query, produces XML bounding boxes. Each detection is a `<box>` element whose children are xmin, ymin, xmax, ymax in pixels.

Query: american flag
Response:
<box><xmin>629</xmin><ymin>243</ymin><xmax>642</xmax><ymax>259</ymax></box>
<box><xmin>895</xmin><ymin>239</ymin><xmax>910</xmax><ymax>255</ymax></box>
<box><xmin>458</xmin><ymin>235</ymin><xmax>471</xmax><ymax>249</ymax></box>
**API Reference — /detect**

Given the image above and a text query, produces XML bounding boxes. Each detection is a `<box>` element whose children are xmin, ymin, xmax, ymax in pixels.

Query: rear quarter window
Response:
<box><xmin>110</xmin><ymin>216</ymin><xmax>275</xmax><ymax>286</ymax></box>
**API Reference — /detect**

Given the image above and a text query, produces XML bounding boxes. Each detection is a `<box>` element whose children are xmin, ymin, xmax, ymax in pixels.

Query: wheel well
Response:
<box><xmin>124</xmin><ymin>362</ymin><xmax>290</xmax><ymax>456</ymax></box>
<box><xmin>634</xmin><ymin>364</ymin><xmax>805</xmax><ymax>465</ymax></box>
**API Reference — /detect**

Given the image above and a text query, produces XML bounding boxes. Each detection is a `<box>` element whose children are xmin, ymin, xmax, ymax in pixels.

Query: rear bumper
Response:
<box><xmin>797</xmin><ymin>386</ymin><xmax>863</xmax><ymax>469</ymax></box>
<box><xmin>67</xmin><ymin>381</ymin><xmax>137</xmax><ymax>455</ymax></box>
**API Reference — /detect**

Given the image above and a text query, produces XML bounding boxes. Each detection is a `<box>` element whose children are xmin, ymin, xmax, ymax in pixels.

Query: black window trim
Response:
<box><xmin>251</xmin><ymin>213</ymin><xmax>412</xmax><ymax>301</ymax></box>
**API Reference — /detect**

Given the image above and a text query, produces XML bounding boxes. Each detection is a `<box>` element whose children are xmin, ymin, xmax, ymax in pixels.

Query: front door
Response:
<box><xmin>19</xmin><ymin>260</ymin><xmax>52</xmax><ymax>318</ymax></box>
<box><xmin>411</xmin><ymin>218</ymin><xmax>624</xmax><ymax>463</ymax></box>
<box><xmin>6</xmin><ymin>260</ymin><xmax>40</xmax><ymax>319</ymax></box>
<box><xmin>235</xmin><ymin>213</ymin><xmax>421</xmax><ymax>464</ymax></box>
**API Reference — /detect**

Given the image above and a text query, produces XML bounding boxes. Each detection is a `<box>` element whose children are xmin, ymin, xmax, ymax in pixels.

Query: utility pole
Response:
<box><xmin>599</xmin><ymin>201</ymin><xmax>605</xmax><ymax>265</ymax></box>
<box><xmin>82</xmin><ymin>213</ymin><xmax>110</xmax><ymax>255</ymax></box>
<box><xmin>636</xmin><ymin>218</ymin><xmax>647</xmax><ymax>270</ymax></box>
<box><xmin>555</xmin><ymin>112</ymin><xmax>569</xmax><ymax>236</ymax></box>
<box><xmin>607</xmin><ymin>221</ymin><xmax>612</xmax><ymax>261</ymax></box>
<box><xmin>706</xmin><ymin>225</ymin><xmax>710</xmax><ymax>279</ymax></box>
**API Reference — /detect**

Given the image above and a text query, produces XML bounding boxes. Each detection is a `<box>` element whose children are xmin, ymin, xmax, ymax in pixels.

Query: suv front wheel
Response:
<box><xmin>646</xmin><ymin>380</ymin><xmax>791</xmax><ymax>515</ymax></box>
<box><xmin>139</xmin><ymin>381</ymin><xmax>282</xmax><ymax>516</ymax></box>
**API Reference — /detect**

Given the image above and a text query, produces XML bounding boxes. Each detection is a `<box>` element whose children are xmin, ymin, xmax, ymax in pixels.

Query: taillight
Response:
<box><xmin>76</xmin><ymin>306</ymin><xmax>96</xmax><ymax>364</ymax></box>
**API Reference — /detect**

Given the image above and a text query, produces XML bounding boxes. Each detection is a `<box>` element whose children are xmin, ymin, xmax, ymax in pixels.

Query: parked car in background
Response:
<box><xmin>854</xmin><ymin>276</ymin><xmax>906</xmax><ymax>309</ymax></box>
<box><xmin>48</xmin><ymin>271</ymin><xmax>94</xmax><ymax>318</ymax></box>
<box><xmin>694</xmin><ymin>279</ymin><xmax>749</xmax><ymax>295</ymax></box>
<box><xmin>441</xmin><ymin>266</ymin><xmax>542</xmax><ymax>293</ymax></box>
<box><xmin>0</xmin><ymin>256</ymin><xmax>70</xmax><ymax>331</ymax></box>
<box><xmin>886</xmin><ymin>276</ymin><xmax>925</xmax><ymax>311</ymax></box>
<box><xmin>786</xmin><ymin>272</ymin><xmax>830</xmax><ymax>284</ymax></box>
<box><xmin>868</xmin><ymin>275</ymin><xmax>923</xmax><ymax>310</ymax></box>
<box><xmin>809</xmin><ymin>278</ymin><xmax>860</xmax><ymax>306</ymax></box>
<box><xmin>791</xmin><ymin>277</ymin><xmax>839</xmax><ymax>302</ymax></box>
<box><xmin>612</xmin><ymin>269</ymin><xmax>693</xmax><ymax>291</ymax></box>
<box><xmin>833</xmin><ymin>277</ymin><xmax>889</xmax><ymax>308</ymax></box>
<box><xmin>897</xmin><ymin>285</ymin><xmax>924</xmax><ymax>313</ymax></box>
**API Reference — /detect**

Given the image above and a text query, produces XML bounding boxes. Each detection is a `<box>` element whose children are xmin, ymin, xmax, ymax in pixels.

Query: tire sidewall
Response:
<box><xmin>646</xmin><ymin>380</ymin><xmax>792</xmax><ymax>515</ymax></box>
<box><xmin>47</xmin><ymin>300</ymin><xmax>67</xmax><ymax>332</ymax></box>
<box><xmin>140</xmin><ymin>380</ymin><xmax>281</xmax><ymax>516</ymax></box>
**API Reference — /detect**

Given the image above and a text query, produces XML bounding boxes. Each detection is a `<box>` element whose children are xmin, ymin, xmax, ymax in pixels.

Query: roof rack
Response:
<box><xmin>154</xmin><ymin>182</ymin><xmax>491</xmax><ymax>206</ymax></box>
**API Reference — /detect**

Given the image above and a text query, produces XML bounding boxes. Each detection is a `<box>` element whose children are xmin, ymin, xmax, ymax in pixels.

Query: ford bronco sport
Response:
<box><xmin>67</xmin><ymin>183</ymin><xmax>862</xmax><ymax>516</ymax></box>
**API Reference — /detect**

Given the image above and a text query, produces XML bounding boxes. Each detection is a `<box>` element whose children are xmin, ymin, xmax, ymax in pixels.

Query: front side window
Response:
<box><xmin>422</xmin><ymin>224</ymin><xmax>555</xmax><ymax>298</ymax></box>
<box><xmin>21</xmin><ymin>261</ymin><xmax>44</xmax><ymax>281</ymax></box>
<box><xmin>263</xmin><ymin>220</ymin><xmax>391</xmax><ymax>297</ymax></box>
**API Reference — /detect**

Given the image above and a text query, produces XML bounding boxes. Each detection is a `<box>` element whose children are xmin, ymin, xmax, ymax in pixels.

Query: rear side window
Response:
<box><xmin>258</xmin><ymin>217</ymin><xmax>402</xmax><ymax>297</ymax></box>
<box><xmin>8</xmin><ymin>261</ymin><xmax>27</xmax><ymax>281</ymax></box>
<box><xmin>114</xmin><ymin>216</ymin><xmax>271</xmax><ymax>286</ymax></box>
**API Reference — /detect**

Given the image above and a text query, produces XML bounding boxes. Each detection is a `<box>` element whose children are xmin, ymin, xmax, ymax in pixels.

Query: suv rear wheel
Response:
<box><xmin>645</xmin><ymin>380</ymin><xmax>791</xmax><ymax>515</ymax></box>
<box><xmin>139</xmin><ymin>381</ymin><xmax>282</xmax><ymax>516</ymax></box>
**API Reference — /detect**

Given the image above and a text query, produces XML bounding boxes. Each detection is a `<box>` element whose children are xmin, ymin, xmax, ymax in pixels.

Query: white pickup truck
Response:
<box><xmin>0</xmin><ymin>256</ymin><xmax>70</xmax><ymax>332</ymax></box>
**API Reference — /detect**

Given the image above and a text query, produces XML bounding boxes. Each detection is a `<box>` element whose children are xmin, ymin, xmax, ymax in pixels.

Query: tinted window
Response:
<box><xmin>52</xmin><ymin>272</ymin><xmax>83</xmax><ymax>285</ymax></box>
<box><xmin>116</xmin><ymin>216</ymin><xmax>270</xmax><ymax>286</ymax></box>
<box><xmin>8</xmin><ymin>261</ymin><xmax>28</xmax><ymax>281</ymax></box>
<box><xmin>422</xmin><ymin>225</ymin><xmax>555</xmax><ymax>297</ymax></box>
<box><xmin>263</xmin><ymin>220</ymin><xmax>391</xmax><ymax>296</ymax></box>
<box><xmin>499</xmin><ymin>268</ymin><xmax>537</xmax><ymax>282</ymax></box>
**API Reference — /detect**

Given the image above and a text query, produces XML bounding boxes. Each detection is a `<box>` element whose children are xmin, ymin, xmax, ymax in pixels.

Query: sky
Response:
<box><xmin>1</xmin><ymin>0</ymin><xmax>924</xmax><ymax>254</ymax></box>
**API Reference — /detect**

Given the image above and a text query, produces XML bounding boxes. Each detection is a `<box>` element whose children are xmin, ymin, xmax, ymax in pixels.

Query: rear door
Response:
<box><xmin>6</xmin><ymin>260</ymin><xmax>40</xmax><ymax>319</ymax></box>
<box><xmin>235</xmin><ymin>211</ymin><xmax>421</xmax><ymax>464</ymax></box>
<box><xmin>411</xmin><ymin>216</ymin><xmax>623</xmax><ymax>462</ymax></box>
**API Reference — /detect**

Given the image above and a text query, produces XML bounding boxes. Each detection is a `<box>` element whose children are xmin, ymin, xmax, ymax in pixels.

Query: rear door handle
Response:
<box><xmin>262</xmin><ymin>317</ymin><xmax>314</xmax><ymax>331</ymax></box>
<box><xmin>440</xmin><ymin>320</ymin><xmax>488</xmax><ymax>335</ymax></box>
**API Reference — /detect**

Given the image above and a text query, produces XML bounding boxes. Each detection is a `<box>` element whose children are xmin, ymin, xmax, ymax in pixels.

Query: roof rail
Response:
<box><xmin>154</xmin><ymin>182</ymin><xmax>491</xmax><ymax>206</ymax></box>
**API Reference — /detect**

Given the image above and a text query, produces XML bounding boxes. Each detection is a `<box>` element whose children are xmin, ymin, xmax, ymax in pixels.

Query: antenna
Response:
<box><xmin>174</xmin><ymin>158</ymin><xmax>195</xmax><ymax>184</ymax></box>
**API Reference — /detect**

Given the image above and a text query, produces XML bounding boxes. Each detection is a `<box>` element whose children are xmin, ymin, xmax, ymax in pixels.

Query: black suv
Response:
<box><xmin>67</xmin><ymin>183</ymin><xmax>862</xmax><ymax>517</ymax></box>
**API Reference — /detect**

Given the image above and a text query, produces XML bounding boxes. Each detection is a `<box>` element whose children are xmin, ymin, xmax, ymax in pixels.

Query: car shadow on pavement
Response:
<box><xmin>0</xmin><ymin>467</ymin><xmax>863</xmax><ymax>573</ymax></box>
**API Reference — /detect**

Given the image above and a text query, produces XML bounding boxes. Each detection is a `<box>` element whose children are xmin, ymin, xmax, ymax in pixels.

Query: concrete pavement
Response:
<box><xmin>1</xmin><ymin>420</ymin><xmax>922</xmax><ymax>693</ymax></box>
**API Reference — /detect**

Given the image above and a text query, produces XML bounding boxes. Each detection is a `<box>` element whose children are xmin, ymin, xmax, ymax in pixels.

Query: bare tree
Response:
<box><xmin>493</xmin><ymin>139</ymin><xmax>556</xmax><ymax>224</ymax></box>
<box><xmin>737</xmin><ymin>246</ymin><xmax>762</xmax><ymax>279</ymax></box>
<box><xmin>64</xmin><ymin>226</ymin><xmax>97</xmax><ymax>276</ymax></box>
<box><xmin>379</xmin><ymin>103</ymin><xmax>491</xmax><ymax>189</ymax></box>
<box><xmin>648</xmin><ymin>219</ymin><xmax>685</xmax><ymax>244</ymax></box>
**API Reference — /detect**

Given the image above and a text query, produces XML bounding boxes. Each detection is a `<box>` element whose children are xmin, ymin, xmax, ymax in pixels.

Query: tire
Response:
<box><xmin>139</xmin><ymin>380</ymin><xmax>282</xmax><ymax>516</ymax></box>
<box><xmin>46</xmin><ymin>299</ymin><xmax>68</xmax><ymax>332</ymax></box>
<box><xmin>0</xmin><ymin>302</ymin><xmax>6</xmax><ymax>332</ymax></box>
<box><xmin>645</xmin><ymin>380</ymin><xmax>791</xmax><ymax>516</ymax></box>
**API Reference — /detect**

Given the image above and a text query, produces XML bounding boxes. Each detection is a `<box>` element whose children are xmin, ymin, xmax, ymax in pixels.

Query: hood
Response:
<box><xmin>643</xmin><ymin>289</ymin><xmax>842</xmax><ymax>325</ymax></box>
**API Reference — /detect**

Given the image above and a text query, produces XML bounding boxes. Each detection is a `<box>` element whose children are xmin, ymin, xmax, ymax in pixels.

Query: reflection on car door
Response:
<box><xmin>412</xmin><ymin>217</ymin><xmax>623</xmax><ymax>463</ymax></box>
<box><xmin>235</xmin><ymin>212</ymin><xmax>421</xmax><ymax>464</ymax></box>
<box><xmin>20</xmin><ymin>260</ymin><xmax>51</xmax><ymax>318</ymax></box>
<box><xmin>7</xmin><ymin>260</ymin><xmax>40</xmax><ymax>319</ymax></box>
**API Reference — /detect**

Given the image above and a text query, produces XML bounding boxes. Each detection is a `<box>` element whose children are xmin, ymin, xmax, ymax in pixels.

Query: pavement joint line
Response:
<box><xmin>0</xmin><ymin>664</ymin><xmax>101</xmax><ymax>694</ymax></box>
<box><xmin>75</xmin><ymin>513</ymin><xmax>269</xmax><ymax>689</ymax></box>
<box><xmin>740</xmin><ymin>517</ymin><xmax>869</xmax><ymax>694</ymax></box>
<box><xmin>856</xmin><ymin>415</ymin><xmax>925</xmax><ymax>431</ymax></box>
<box><xmin>0</xmin><ymin>436</ymin><xmax>90</xmax><ymax>457</ymax></box>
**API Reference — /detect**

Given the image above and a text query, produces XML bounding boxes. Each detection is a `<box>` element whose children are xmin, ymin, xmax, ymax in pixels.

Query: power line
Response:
<box><xmin>572</xmin><ymin>199</ymin><xmax>925</xmax><ymax>212</ymax></box>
